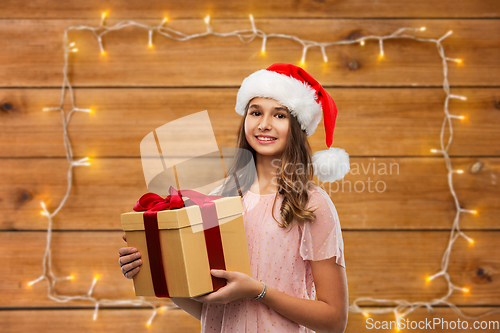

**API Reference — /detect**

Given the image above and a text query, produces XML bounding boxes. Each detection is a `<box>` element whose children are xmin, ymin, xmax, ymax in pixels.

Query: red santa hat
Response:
<box><xmin>235</xmin><ymin>63</ymin><xmax>350</xmax><ymax>182</ymax></box>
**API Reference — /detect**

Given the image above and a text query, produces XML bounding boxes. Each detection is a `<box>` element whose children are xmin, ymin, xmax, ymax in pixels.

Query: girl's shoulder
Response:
<box><xmin>307</xmin><ymin>183</ymin><xmax>327</xmax><ymax>195</ymax></box>
<box><xmin>306</xmin><ymin>183</ymin><xmax>333</xmax><ymax>207</ymax></box>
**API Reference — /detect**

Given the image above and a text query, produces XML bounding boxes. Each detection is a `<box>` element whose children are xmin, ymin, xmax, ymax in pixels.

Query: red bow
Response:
<box><xmin>133</xmin><ymin>187</ymin><xmax>185</xmax><ymax>213</ymax></box>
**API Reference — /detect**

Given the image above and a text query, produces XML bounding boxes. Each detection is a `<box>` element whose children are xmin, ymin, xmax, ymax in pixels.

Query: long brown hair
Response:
<box><xmin>216</xmin><ymin>102</ymin><xmax>318</xmax><ymax>228</ymax></box>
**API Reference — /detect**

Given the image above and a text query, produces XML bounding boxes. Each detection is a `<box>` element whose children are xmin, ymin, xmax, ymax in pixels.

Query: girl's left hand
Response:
<box><xmin>192</xmin><ymin>269</ymin><xmax>263</xmax><ymax>304</ymax></box>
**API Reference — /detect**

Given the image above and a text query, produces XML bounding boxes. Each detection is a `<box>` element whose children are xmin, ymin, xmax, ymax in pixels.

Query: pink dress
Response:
<box><xmin>201</xmin><ymin>184</ymin><xmax>345</xmax><ymax>332</ymax></box>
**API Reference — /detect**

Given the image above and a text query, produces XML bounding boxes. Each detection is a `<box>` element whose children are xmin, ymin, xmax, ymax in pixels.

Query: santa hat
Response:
<box><xmin>235</xmin><ymin>63</ymin><xmax>350</xmax><ymax>182</ymax></box>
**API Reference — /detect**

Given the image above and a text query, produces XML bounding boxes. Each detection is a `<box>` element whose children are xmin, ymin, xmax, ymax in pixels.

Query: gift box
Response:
<box><xmin>121</xmin><ymin>188</ymin><xmax>252</xmax><ymax>298</ymax></box>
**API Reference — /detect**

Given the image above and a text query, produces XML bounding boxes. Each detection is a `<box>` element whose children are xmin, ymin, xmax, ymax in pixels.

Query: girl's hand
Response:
<box><xmin>192</xmin><ymin>270</ymin><xmax>263</xmax><ymax>304</ymax></box>
<box><xmin>119</xmin><ymin>233</ymin><xmax>142</xmax><ymax>279</ymax></box>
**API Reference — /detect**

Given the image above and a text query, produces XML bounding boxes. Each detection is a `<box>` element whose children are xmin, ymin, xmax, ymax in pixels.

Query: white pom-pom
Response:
<box><xmin>312</xmin><ymin>147</ymin><xmax>350</xmax><ymax>182</ymax></box>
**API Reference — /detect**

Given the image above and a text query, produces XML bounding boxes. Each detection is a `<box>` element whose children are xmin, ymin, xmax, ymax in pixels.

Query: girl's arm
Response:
<box><xmin>260</xmin><ymin>257</ymin><xmax>348</xmax><ymax>333</ymax></box>
<box><xmin>169</xmin><ymin>298</ymin><xmax>203</xmax><ymax>320</ymax></box>
<box><xmin>194</xmin><ymin>256</ymin><xmax>348</xmax><ymax>333</ymax></box>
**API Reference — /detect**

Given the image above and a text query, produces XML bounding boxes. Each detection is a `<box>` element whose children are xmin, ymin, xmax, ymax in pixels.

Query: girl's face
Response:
<box><xmin>245</xmin><ymin>97</ymin><xmax>290</xmax><ymax>159</ymax></box>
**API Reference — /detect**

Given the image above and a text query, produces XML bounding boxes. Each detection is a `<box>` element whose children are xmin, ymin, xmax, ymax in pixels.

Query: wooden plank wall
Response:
<box><xmin>1</xmin><ymin>1</ymin><xmax>499</xmax><ymax>332</ymax></box>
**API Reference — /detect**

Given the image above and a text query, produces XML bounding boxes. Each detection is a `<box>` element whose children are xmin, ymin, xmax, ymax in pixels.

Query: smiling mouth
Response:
<box><xmin>255</xmin><ymin>136</ymin><xmax>277</xmax><ymax>141</ymax></box>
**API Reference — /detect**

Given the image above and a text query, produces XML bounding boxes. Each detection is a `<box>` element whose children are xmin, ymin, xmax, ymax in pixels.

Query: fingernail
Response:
<box><xmin>211</xmin><ymin>269</ymin><xmax>218</xmax><ymax>275</ymax></box>
<box><xmin>132</xmin><ymin>248</ymin><xmax>137</xmax><ymax>252</ymax></box>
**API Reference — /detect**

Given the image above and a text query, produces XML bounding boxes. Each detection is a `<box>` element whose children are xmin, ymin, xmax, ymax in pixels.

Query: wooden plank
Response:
<box><xmin>1</xmin><ymin>88</ymin><xmax>499</xmax><ymax>158</ymax></box>
<box><xmin>0</xmin><ymin>309</ymin><xmax>200</xmax><ymax>332</ymax></box>
<box><xmin>1</xmin><ymin>156</ymin><xmax>499</xmax><ymax>231</ymax></box>
<box><xmin>1</xmin><ymin>307</ymin><xmax>500</xmax><ymax>332</ymax></box>
<box><xmin>0</xmin><ymin>0</ymin><xmax>498</xmax><ymax>19</ymax></box>
<box><xmin>0</xmin><ymin>19</ymin><xmax>498</xmax><ymax>87</ymax></box>
<box><xmin>3</xmin><ymin>231</ymin><xmax>499</xmax><ymax>307</ymax></box>
<box><xmin>1</xmin><ymin>307</ymin><xmax>499</xmax><ymax>333</ymax></box>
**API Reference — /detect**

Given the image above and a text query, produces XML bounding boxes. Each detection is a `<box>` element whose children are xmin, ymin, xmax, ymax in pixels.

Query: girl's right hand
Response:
<box><xmin>119</xmin><ymin>233</ymin><xmax>142</xmax><ymax>279</ymax></box>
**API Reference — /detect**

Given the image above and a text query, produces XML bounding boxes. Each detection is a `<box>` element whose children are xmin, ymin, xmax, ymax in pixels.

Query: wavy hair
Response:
<box><xmin>216</xmin><ymin>102</ymin><xmax>318</xmax><ymax>228</ymax></box>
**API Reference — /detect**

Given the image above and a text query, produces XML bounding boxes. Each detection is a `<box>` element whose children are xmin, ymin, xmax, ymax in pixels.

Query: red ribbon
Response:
<box><xmin>133</xmin><ymin>186</ymin><xmax>227</xmax><ymax>297</ymax></box>
<box><xmin>180</xmin><ymin>189</ymin><xmax>227</xmax><ymax>291</ymax></box>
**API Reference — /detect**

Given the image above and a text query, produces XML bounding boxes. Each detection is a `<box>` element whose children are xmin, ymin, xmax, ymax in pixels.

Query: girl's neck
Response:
<box><xmin>252</xmin><ymin>153</ymin><xmax>281</xmax><ymax>195</ymax></box>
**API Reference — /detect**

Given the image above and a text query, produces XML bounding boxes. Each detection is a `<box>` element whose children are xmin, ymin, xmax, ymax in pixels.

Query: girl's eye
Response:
<box><xmin>249</xmin><ymin>111</ymin><xmax>286</xmax><ymax>118</ymax></box>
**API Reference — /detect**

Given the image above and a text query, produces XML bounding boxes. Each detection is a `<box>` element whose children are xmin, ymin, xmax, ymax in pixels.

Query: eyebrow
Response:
<box><xmin>249</xmin><ymin>104</ymin><xmax>289</xmax><ymax>112</ymax></box>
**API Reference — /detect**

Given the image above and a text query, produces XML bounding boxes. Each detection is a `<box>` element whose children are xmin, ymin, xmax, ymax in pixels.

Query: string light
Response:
<box><xmin>446</xmin><ymin>57</ymin><xmax>463</xmax><ymax>65</ymax></box>
<box><xmin>462</xmin><ymin>233</ymin><xmax>475</xmax><ymax>245</ymax></box>
<box><xmin>261</xmin><ymin>36</ymin><xmax>267</xmax><ymax>54</ymax></box>
<box><xmin>32</xmin><ymin>16</ymin><xmax>176</xmax><ymax>316</ymax></box>
<box><xmin>378</xmin><ymin>39</ymin><xmax>384</xmax><ymax>58</ymax></box>
<box><xmin>100</xmin><ymin>12</ymin><xmax>107</xmax><ymax>26</ymax></box>
<box><xmin>394</xmin><ymin>309</ymin><xmax>402</xmax><ymax>331</ymax></box>
<box><xmin>34</xmin><ymin>12</ymin><xmax>500</xmax><ymax>327</ymax></box>
<box><xmin>204</xmin><ymin>15</ymin><xmax>212</xmax><ymax>33</ymax></box>
<box><xmin>148</xmin><ymin>30</ymin><xmax>153</xmax><ymax>48</ymax></box>
<box><xmin>449</xmin><ymin>94</ymin><xmax>467</xmax><ymax>100</ymax></box>
<box><xmin>43</xmin><ymin>107</ymin><xmax>60</xmax><ymax>112</ymax></box>
<box><xmin>249</xmin><ymin>14</ymin><xmax>256</xmax><ymax>33</ymax></box>
<box><xmin>320</xmin><ymin>46</ymin><xmax>328</xmax><ymax>63</ymax></box>
<box><xmin>460</xmin><ymin>208</ymin><xmax>478</xmax><ymax>215</ymax></box>
<box><xmin>98</xmin><ymin>36</ymin><xmax>105</xmax><ymax>55</ymax></box>
<box><xmin>300</xmin><ymin>46</ymin><xmax>308</xmax><ymax>65</ymax></box>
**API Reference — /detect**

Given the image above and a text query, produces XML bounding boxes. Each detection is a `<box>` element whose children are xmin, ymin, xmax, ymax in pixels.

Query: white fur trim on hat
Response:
<box><xmin>235</xmin><ymin>69</ymin><xmax>323</xmax><ymax>136</ymax></box>
<box><xmin>312</xmin><ymin>147</ymin><xmax>350</xmax><ymax>182</ymax></box>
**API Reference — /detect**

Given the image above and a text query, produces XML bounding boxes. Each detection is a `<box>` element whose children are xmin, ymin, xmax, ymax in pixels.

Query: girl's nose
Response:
<box><xmin>259</xmin><ymin>115</ymin><xmax>272</xmax><ymax>131</ymax></box>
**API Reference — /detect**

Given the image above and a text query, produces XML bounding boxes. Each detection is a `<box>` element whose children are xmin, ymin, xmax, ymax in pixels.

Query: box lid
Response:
<box><xmin>121</xmin><ymin>195</ymin><xmax>242</xmax><ymax>231</ymax></box>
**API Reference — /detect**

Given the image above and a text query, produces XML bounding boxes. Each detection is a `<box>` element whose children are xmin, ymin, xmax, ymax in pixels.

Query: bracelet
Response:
<box><xmin>253</xmin><ymin>283</ymin><xmax>267</xmax><ymax>301</ymax></box>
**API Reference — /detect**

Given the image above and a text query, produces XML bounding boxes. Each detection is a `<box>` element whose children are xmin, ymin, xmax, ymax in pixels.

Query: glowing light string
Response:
<box><xmin>30</xmin><ymin>13</ymin><xmax>500</xmax><ymax>328</ymax></box>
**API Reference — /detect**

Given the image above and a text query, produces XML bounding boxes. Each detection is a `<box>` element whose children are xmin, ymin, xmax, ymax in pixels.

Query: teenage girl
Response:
<box><xmin>119</xmin><ymin>63</ymin><xmax>350</xmax><ymax>333</ymax></box>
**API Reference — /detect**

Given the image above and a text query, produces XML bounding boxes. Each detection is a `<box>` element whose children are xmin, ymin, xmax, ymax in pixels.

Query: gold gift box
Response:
<box><xmin>121</xmin><ymin>195</ymin><xmax>251</xmax><ymax>298</ymax></box>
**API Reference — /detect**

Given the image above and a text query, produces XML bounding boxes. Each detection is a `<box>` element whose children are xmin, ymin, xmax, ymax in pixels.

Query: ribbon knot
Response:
<box><xmin>133</xmin><ymin>187</ymin><xmax>185</xmax><ymax>213</ymax></box>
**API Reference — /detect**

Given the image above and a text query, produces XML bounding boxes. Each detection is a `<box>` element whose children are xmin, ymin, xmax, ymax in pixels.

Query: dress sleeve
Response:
<box><xmin>299</xmin><ymin>188</ymin><xmax>345</xmax><ymax>268</ymax></box>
